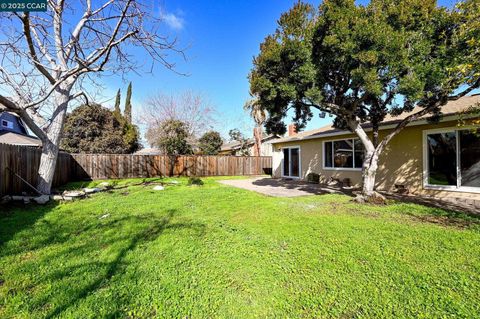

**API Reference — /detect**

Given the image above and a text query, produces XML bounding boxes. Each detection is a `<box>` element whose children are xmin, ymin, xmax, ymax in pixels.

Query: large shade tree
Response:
<box><xmin>0</xmin><ymin>1</ymin><xmax>182</xmax><ymax>194</ymax></box>
<box><xmin>61</xmin><ymin>104</ymin><xmax>132</xmax><ymax>154</ymax></box>
<box><xmin>249</xmin><ymin>0</ymin><xmax>480</xmax><ymax>201</ymax></box>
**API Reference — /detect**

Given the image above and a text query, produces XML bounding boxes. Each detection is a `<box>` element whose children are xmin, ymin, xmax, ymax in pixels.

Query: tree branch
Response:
<box><xmin>53</xmin><ymin>0</ymin><xmax>67</xmax><ymax>69</ymax></box>
<box><xmin>448</xmin><ymin>77</ymin><xmax>480</xmax><ymax>100</ymax></box>
<box><xmin>0</xmin><ymin>94</ymin><xmax>48</xmax><ymax>141</ymax></box>
<box><xmin>20</xmin><ymin>13</ymin><xmax>56</xmax><ymax>84</ymax></box>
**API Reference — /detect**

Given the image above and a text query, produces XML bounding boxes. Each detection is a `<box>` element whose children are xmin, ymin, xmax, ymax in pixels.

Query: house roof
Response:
<box><xmin>272</xmin><ymin>94</ymin><xmax>480</xmax><ymax>144</ymax></box>
<box><xmin>133</xmin><ymin>148</ymin><xmax>163</xmax><ymax>155</ymax></box>
<box><xmin>221</xmin><ymin>134</ymin><xmax>279</xmax><ymax>151</ymax></box>
<box><xmin>0</xmin><ymin>131</ymin><xmax>42</xmax><ymax>146</ymax></box>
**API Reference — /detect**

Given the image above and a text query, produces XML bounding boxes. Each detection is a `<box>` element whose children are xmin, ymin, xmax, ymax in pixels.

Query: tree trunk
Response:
<box><xmin>357</xmin><ymin>150</ymin><xmax>386</xmax><ymax>204</ymax></box>
<box><xmin>362</xmin><ymin>151</ymin><xmax>378</xmax><ymax>196</ymax></box>
<box><xmin>37</xmin><ymin>88</ymin><xmax>71</xmax><ymax>194</ymax></box>
<box><xmin>253</xmin><ymin>126</ymin><xmax>262</xmax><ymax>156</ymax></box>
<box><xmin>168</xmin><ymin>155</ymin><xmax>176</xmax><ymax>177</ymax></box>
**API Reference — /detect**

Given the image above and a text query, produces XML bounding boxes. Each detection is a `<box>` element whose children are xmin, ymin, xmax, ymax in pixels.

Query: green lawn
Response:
<box><xmin>1</xmin><ymin>177</ymin><xmax>479</xmax><ymax>318</ymax></box>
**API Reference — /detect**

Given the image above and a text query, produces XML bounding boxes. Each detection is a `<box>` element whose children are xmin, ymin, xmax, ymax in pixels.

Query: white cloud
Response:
<box><xmin>161</xmin><ymin>12</ymin><xmax>185</xmax><ymax>30</ymax></box>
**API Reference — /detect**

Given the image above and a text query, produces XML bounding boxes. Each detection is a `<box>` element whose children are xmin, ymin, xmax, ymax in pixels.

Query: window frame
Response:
<box><xmin>281</xmin><ymin>146</ymin><xmax>301</xmax><ymax>179</ymax></box>
<box><xmin>322</xmin><ymin>138</ymin><xmax>363</xmax><ymax>171</ymax></box>
<box><xmin>1</xmin><ymin>120</ymin><xmax>13</xmax><ymax>128</ymax></box>
<box><xmin>423</xmin><ymin>126</ymin><xmax>480</xmax><ymax>194</ymax></box>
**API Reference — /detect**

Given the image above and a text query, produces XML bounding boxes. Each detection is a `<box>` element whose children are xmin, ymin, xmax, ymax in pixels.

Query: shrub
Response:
<box><xmin>306</xmin><ymin>173</ymin><xmax>320</xmax><ymax>184</ymax></box>
<box><xmin>188</xmin><ymin>177</ymin><xmax>204</xmax><ymax>186</ymax></box>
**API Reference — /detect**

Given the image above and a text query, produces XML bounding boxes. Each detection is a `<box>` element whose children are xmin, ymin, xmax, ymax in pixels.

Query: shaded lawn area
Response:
<box><xmin>1</xmin><ymin>177</ymin><xmax>480</xmax><ymax>318</ymax></box>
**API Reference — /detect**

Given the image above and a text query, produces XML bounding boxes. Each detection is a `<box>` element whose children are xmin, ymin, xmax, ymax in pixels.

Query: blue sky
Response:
<box><xmin>103</xmin><ymin>0</ymin><xmax>457</xmax><ymax>140</ymax></box>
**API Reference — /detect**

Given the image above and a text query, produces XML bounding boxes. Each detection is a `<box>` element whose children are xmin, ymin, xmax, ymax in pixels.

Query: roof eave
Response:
<box><xmin>271</xmin><ymin>113</ymin><xmax>471</xmax><ymax>144</ymax></box>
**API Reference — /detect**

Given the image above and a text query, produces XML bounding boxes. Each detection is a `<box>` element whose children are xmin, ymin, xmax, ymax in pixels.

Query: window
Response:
<box><xmin>282</xmin><ymin>147</ymin><xmax>300</xmax><ymax>178</ymax></box>
<box><xmin>324</xmin><ymin>138</ymin><xmax>364</xmax><ymax>169</ymax></box>
<box><xmin>424</xmin><ymin>128</ymin><xmax>480</xmax><ymax>191</ymax></box>
<box><xmin>1</xmin><ymin>120</ymin><xmax>13</xmax><ymax>129</ymax></box>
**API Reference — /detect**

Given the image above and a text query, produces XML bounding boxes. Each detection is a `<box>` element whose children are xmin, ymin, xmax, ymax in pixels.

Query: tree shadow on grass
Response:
<box><xmin>43</xmin><ymin>209</ymin><xmax>206</xmax><ymax>318</ymax></box>
<box><xmin>384</xmin><ymin>200</ymin><xmax>480</xmax><ymax>229</ymax></box>
<box><xmin>0</xmin><ymin>202</ymin><xmax>59</xmax><ymax>253</ymax></box>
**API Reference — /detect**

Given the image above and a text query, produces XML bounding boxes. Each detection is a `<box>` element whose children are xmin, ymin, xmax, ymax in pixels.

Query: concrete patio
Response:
<box><xmin>219</xmin><ymin>177</ymin><xmax>479</xmax><ymax>214</ymax></box>
<box><xmin>219</xmin><ymin>176</ymin><xmax>353</xmax><ymax>197</ymax></box>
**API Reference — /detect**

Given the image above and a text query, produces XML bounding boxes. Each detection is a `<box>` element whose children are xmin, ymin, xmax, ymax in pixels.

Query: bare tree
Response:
<box><xmin>141</xmin><ymin>91</ymin><xmax>218</xmax><ymax>147</ymax></box>
<box><xmin>0</xmin><ymin>0</ymin><xmax>184</xmax><ymax>194</ymax></box>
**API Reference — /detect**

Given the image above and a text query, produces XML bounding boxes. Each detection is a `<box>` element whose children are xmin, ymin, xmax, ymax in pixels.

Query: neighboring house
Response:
<box><xmin>220</xmin><ymin>132</ymin><xmax>279</xmax><ymax>156</ymax></box>
<box><xmin>0</xmin><ymin>112</ymin><xmax>41</xmax><ymax>146</ymax></box>
<box><xmin>133</xmin><ymin>148</ymin><xmax>163</xmax><ymax>155</ymax></box>
<box><xmin>271</xmin><ymin>94</ymin><xmax>480</xmax><ymax>201</ymax></box>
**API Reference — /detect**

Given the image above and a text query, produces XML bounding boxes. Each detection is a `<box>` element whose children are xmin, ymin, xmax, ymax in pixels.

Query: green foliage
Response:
<box><xmin>187</xmin><ymin>176</ymin><xmax>204</xmax><ymax>186</ymax></box>
<box><xmin>249</xmin><ymin>0</ymin><xmax>480</xmax><ymax>134</ymax></box>
<box><xmin>113</xmin><ymin>89</ymin><xmax>122</xmax><ymax>122</ymax></box>
<box><xmin>61</xmin><ymin>104</ymin><xmax>131</xmax><ymax>154</ymax></box>
<box><xmin>156</xmin><ymin>119</ymin><xmax>193</xmax><ymax>155</ymax></box>
<box><xmin>124</xmin><ymin>82</ymin><xmax>132</xmax><ymax>124</ymax></box>
<box><xmin>61</xmin><ymin>103</ymin><xmax>140</xmax><ymax>154</ymax></box>
<box><xmin>198</xmin><ymin>131</ymin><xmax>223</xmax><ymax>155</ymax></box>
<box><xmin>228</xmin><ymin>129</ymin><xmax>250</xmax><ymax>156</ymax></box>
<box><xmin>122</xmin><ymin>122</ymin><xmax>141</xmax><ymax>154</ymax></box>
<box><xmin>113</xmin><ymin>84</ymin><xmax>141</xmax><ymax>153</ymax></box>
<box><xmin>1</xmin><ymin>177</ymin><xmax>479</xmax><ymax>318</ymax></box>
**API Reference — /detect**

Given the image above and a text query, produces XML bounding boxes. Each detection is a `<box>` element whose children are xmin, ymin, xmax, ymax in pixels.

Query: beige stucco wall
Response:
<box><xmin>272</xmin><ymin>120</ymin><xmax>480</xmax><ymax>200</ymax></box>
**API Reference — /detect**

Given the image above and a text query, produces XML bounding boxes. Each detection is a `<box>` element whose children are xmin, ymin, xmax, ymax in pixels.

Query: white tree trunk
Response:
<box><xmin>362</xmin><ymin>151</ymin><xmax>379</xmax><ymax>197</ymax></box>
<box><xmin>37</xmin><ymin>88</ymin><xmax>71</xmax><ymax>194</ymax></box>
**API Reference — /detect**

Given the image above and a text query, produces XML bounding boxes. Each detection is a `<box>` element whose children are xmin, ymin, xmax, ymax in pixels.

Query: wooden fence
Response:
<box><xmin>0</xmin><ymin>144</ymin><xmax>72</xmax><ymax>196</ymax></box>
<box><xmin>70</xmin><ymin>154</ymin><xmax>272</xmax><ymax>180</ymax></box>
<box><xmin>0</xmin><ymin>143</ymin><xmax>272</xmax><ymax>196</ymax></box>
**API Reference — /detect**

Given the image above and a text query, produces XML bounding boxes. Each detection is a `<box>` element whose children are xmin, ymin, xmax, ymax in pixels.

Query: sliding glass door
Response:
<box><xmin>424</xmin><ymin>128</ymin><xmax>480</xmax><ymax>191</ymax></box>
<box><xmin>282</xmin><ymin>147</ymin><xmax>300</xmax><ymax>178</ymax></box>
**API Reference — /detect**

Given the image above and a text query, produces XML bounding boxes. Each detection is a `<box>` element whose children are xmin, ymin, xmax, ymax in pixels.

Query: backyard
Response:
<box><xmin>1</xmin><ymin>177</ymin><xmax>479</xmax><ymax>318</ymax></box>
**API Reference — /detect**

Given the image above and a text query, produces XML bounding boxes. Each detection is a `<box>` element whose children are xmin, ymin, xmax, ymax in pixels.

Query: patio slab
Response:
<box><xmin>219</xmin><ymin>177</ymin><xmax>479</xmax><ymax>214</ymax></box>
<box><xmin>219</xmin><ymin>177</ymin><xmax>350</xmax><ymax>197</ymax></box>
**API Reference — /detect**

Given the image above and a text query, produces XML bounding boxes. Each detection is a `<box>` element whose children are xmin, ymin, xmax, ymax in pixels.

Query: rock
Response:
<box><xmin>153</xmin><ymin>185</ymin><xmax>165</xmax><ymax>191</ymax></box>
<box><xmin>84</xmin><ymin>187</ymin><xmax>101</xmax><ymax>194</ymax></box>
<box><xmin>51</xmin><ymin>195</ymin><xmax>64</xmax><ymax>201</ymax></box>
<box><xmin>33</xmin><ymin>195</ymin><xmax>50</xmax><ymax>205</ymax></box>
<box><xmin>1</xmin><ymin>195</ymin><xmax>12</xmax><ymax>204</ymax></box>
<box><xmin>352</xmin><ymin>194</ymin><xmax>366</xmax><ymax>203</ymax></box>
<box><xmin>97</xmin><ymin>182</ymin><xmax>112</xmax><ymax>189</ymax></box>
<box><xmin>352</xmin><ymin>192</ymin><xmax>386</xmax><ymax>205</ymax></box>
<box><xmin>23</xmin><ymin>197</ymin><xmax>31</xmax><ymax>204</ymax></box>
<box><xmin>62</xmin><ymin>190</ymin><xmax>85</xmax><ymax>198</ymax></box>
<box><xmin>11</xmin><ymin>195</ymin><xmax>24</xmax><ymax>201</ymax></box>
<box><xmin>62</xmin><ymin>191</ymin><xmax>85</xmax><ymax>201</ymax></box>
<box><xmin>169</xmin><ymin>180</ymin><xmax>179</xmax><ymax>184</ymax></box>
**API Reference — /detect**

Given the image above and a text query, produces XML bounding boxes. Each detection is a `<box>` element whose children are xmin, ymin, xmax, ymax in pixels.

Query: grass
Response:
<box><xmin>1</xmin><ymin>177</ymin><xmax>479</xmax><ymax>318</ymax></box>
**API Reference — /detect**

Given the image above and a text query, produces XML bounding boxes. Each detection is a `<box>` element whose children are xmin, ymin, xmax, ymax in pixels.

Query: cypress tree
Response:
<box><xmin>124</xmin><ymin>82</ymin><xmax>132</xmax><ymax>124</ymax></box>
<box><xmin>113</xmin><ymin>89</ymin><xmax>122</xmax><ymax>121</ymax></box>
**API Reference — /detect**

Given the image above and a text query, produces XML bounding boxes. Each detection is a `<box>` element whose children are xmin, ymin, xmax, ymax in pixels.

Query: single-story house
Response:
<box><xmin>0</xmin><ymin>111</ymin><xmax>41</xmax><ymax>147</ymax></box>
<box><xmin>220</xmin><ymin>132</ymin><xmax>279</xmax><ymax>156</ymax></box>
<box><xmin>271</xmin><ymin>94</ymin><xmax>480</xmax><ymax>201</ymax></box>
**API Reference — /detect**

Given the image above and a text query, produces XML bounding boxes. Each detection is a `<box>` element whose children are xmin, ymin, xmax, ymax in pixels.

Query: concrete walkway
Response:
<box><xmin>219</xmin><ymin>177</ymin><xmax>351</xmax><ymax>197</ymax></box>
